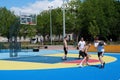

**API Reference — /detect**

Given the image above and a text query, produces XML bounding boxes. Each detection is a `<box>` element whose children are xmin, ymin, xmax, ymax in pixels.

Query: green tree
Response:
<box><xmin>37</xmin><ymin>11</ymin><xmax>50</xmax><ymax>39</ymax></box>
<box><xmin>88</xmin><ymin>20</ymin><xmax>100</xmax><ymax>38</ymax></box>
<box><xmin>52</xmin><ymin>8</ymin><xmax>63</xmax><ymax>41</ymax></box>
<box><xmin>110</xmin><ymin>0</ymin><xmax>120</xmax><ymax>41</ymax></box>
<box><xmin>78</xmin><ymin>0</ymin><xmax>117</xmax><ymax>41</ymax></box>
<box><xmin>66</xmin><ymin>0</ymin><xmax>82</xmax><ymax>41</ymax></box>
<box><xmin>0</xmin><ymin>7</ymin><xmax>16</xmax><ymax>39</ymax></box>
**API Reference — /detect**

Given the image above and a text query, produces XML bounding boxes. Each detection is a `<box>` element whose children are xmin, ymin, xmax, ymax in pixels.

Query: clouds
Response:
<box><xmin>10</xmin><ymin>0</ymin><xmax>63</xmax><ymax>15</ymax></box>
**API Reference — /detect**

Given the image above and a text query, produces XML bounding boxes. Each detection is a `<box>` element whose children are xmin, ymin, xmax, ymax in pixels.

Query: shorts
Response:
<box><xmin>79</xmin><ymin>50</ymin><xmax>83</xmax><ymax>55</ymax></box>
<box><xmin>98</xmin><ymin>52</ymin><xmax>103</xmax><ymax>57</ymax></box>
<box><xmin>64</xmin><ymin>47</ymin><xmax>68</xmax><ymax>55</ymax></box>
<box><xmin>80</xmin><ymin>51</ymin><xmax>87</xmax><ymax>58</ymax></box>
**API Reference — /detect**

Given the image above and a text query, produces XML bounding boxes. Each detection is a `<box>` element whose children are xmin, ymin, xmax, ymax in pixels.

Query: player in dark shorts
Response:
<box><xmin>78</xmin><ymin>42</ymin><xmax>91</xmax><ymax>67</ymax></box>
<box><xmin>62</xmin><ymin>36</ymin><xmax>68</xmax><ymax>60</ymax></box>
<box><xmin>77</xmin><ymin>37</ymin><xmax>86</xmax><ymax>59</ymax></box>
<box><xmin>64</xmin><ymin>47</ymin><xmax>68</xmax><ymax>55</ymax></box>
<box><xmin>80</xmin><ymin>51</ymin><xmax>87</xmax><ymax>58</ymax></box>
<box><xmin>97</xmin><ymin>41</ymin><xmax>106</xmax><ymax>68</ymax></box>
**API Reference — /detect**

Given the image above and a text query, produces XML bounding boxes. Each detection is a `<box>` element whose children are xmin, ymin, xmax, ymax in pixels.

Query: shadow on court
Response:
<box><xmin>2</xmin><ymin>56</ymin><xmax>79</xmax><ymax>64</ymax></box>
<box><xmin>89</xmin><ymin>65</ymin><xmax>100</xmax><ymax>68</ymax></box>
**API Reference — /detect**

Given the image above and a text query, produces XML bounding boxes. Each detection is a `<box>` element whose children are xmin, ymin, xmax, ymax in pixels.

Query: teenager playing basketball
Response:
<box><xmin>77</xmin><ymin>37</ymin><xmax>86</xmax><ymax>59</ymax></box>
<box><xmin>62</xmin><ymin>36</ymin><xmax>68</xmax><ymax>60</ymax></box>
<box><xmin>94</xmin><ymin>37</ymin><xmax>106</xmax><ymax>68</ymax></box>
<box><xmin>78</xmin><ymin>41</ymin><xmax>91</xmax><ymax>67</ymax></box>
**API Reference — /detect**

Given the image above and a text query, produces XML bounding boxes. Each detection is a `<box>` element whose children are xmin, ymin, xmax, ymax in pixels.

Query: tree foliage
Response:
<box><xmin>0</xmin><ymin>7</ymin><xmax>16</xmax><ymax>38</ymax></box>
<box><xmin>0</xmin><ymin>0</ymin><xmax>120</xmax><ymax>41</ymax></box>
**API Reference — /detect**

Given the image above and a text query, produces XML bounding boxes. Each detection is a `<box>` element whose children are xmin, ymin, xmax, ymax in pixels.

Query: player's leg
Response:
<box><xmin>79</xmin><ymin>57</ymin><xmax>86</xmax><ymax>67</ymax></box>
<box><xmin>78</xmin><ymin>51</ymin><xmax>81</xmax><ymax>59</ymax></box>
<box><xmin>98</xmin><ymin>52</ymin><xmax>105</xmax><ymax>68</ymax></box>
<box><xmin>79</xmin><ymin>52</ymin><xmax>86</xmax><ymax>67</ymax></box>
<box><xmin>62</xmin><ymin>47</ymin><xmax>68</xmax><ymax>60</ymax></box>
<box><xmin>86</xmin><ymin>56</ymin><xmax>90</xmax><ymax>65</ymax></box>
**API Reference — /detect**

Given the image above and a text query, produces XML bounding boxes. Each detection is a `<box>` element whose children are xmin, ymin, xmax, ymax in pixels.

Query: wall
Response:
<box><xmin>89</xmin><ymin>45</ymin><xmax>120</xmax><ymax>53</ymax></box>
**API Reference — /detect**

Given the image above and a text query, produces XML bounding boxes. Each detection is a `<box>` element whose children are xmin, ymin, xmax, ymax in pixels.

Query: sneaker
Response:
<box><xmin>79</xmin><ymin>64</ymin><xmax>83</xmax><ymax>67</ymax></box>
<box><xmin>103</xmin><ymin>62</ymin><xmax>105</xmax><ymax>68</ymax></box>
<box><xmin>62</xmin><ymin>57</ymin><xmax>67</xmax><ymax>60</ymax></box>
<box><xmin>86</xmin><ymin>62</ymin><xmax>90</xmax><ymax>65</ymax></box>
<box><xmin>100</xmin><ymin>62</ymin><xmax>105</xmax><ymax>69</ymax></box>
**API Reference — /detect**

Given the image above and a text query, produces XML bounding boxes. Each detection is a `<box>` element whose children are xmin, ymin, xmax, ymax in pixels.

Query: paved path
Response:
<box><xmin>46</xmin><ymin>45</ymin><xmax>76</xmax><ymax>50</ymax></box>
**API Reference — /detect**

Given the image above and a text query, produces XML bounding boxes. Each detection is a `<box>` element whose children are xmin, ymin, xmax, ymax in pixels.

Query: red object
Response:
<box><xmin>63</xmin><ymin>59</ymin><xmax>99</xmax><ymax>64</ymax></box>
<box><xmin>28</xmin><ymin>22</ymin><xmax>33</xmax><ymax>25</ymax></box>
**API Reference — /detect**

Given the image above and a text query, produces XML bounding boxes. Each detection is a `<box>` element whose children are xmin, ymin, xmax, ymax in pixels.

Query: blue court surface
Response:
<box><xmin>0</xmin><ymin>49</ymin><xmax>120</xmax><ymax>80</ymax></box>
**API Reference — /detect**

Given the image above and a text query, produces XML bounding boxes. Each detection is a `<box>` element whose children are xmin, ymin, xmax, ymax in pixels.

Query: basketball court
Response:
<box><xmin>0</xmin><ymin>9</ymin><xmax>120</xmax><ymax>80</ymax></box>
<box><xmin>0</xmin><ymin>49</ymin><xmax>120</xmax><ymax>80</ymax></box>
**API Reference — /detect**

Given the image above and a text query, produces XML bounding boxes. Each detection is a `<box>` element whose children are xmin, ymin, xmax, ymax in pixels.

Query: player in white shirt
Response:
<box><xmin>94</xmin><ymin>37</ymin><xmax>106</xmax><ymax>68</ymax></box>
<box><xmin>78</xmin><ymin>37</ymin><xmax>86</xmax><ymax>59</ymax></box>
<box><xmin>97</xmin><ymin>41</ymin><xmax>106</xmax><ymax>68</ymax></box>
<box><xmin>79</xmin><ymin>41</ymin><xmax>91</xmax><ymax>67</ymax></box>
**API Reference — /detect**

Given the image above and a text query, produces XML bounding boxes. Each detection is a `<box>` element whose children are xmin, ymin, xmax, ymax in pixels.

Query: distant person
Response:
<box><xmin>78</xmin><ymin>41</ymin><xmax>91</xmax><ymax>67</ymax></box>
<box><xmin>40</xmin><ymin>35</ymin><xmax>44</xmax><ymax>45</ymax></box>
<box><xmin>62</xmin><ymin>36</ymin><xmax>68</xmax><ymax>60</ymax></box>
<box><xmin>77</xmin><ymin>37</ymin><xmax>86</xmax><ymax>59</ymax></box>
<box><xmin>110</xmin><ymin>38</ymin><xmax>112</xmax><ymax>42</ymax></box>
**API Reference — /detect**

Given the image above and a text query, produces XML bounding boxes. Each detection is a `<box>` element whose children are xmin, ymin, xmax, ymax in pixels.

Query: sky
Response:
<box><xmin>0</xmin><ymin>0</ymin><xmax>66</xmax><ymax>15</ymax></box>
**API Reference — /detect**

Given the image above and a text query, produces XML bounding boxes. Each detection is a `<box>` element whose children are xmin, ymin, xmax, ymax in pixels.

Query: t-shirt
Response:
<box><xmin>94</xmin><ymin>41</ymin><xmax>100</xmax><ymax>48</ymax></box>
<box><xmin>97</xmin><ymin>45</ymin><xmax>105</xmax><ymax>52</ymax></box>
<box><xmin>78</xmin><ymin>41</ymin><xmax>86</xmax><ymax>50</ymax></box>
<box><xmin>97</xmin><ymin>42</ymin><xmax>105</xmax><ymax>52</ymax></box>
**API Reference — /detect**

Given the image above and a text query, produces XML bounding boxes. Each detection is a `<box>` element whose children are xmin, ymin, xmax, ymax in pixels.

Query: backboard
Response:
<box><xmin>20</xmin><ymin>13</ymin><xmax>37</xmax><ymax>25</ymax></box>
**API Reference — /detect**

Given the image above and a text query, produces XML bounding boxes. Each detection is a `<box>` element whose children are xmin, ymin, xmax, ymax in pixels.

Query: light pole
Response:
<box><xmin>63</xmin><ymin>0</ymin><xmax>66</xmax><ymax>38</ymax></box>
<box><xmin>62</xmin><ymin>0</ymin><xmax>69</xmax><ymax>38</ymax></box>
<box><xmin>48</xmin><ymin>6</ymin><xmax>53</xmax><ymax>45</ymax></box>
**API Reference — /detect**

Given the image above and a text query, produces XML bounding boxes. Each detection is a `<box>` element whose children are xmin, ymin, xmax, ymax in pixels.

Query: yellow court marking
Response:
<box><xmin>0</xmin><ymin>53</ymin><xmax>117</xmax><ymax>70</ymax></box>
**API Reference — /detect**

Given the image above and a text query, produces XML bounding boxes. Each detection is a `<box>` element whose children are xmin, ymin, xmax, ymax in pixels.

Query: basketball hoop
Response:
<box><xmin>20</xmin><ymin>12</ymin><xmax>37</xmax><ymax>25</ymax></box>
<box><xmin>28</xmin><ymin>22</ymin><xmax>32</xmax><ymax>25</ymax></box>
<box><xmin>28</xmin><ymin>22</ymin><xmax>36</xmax><ymax>25</ymax></box>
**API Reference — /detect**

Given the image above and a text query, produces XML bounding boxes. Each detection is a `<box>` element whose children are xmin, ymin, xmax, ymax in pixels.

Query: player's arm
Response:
<box><xmin>77</xmin><ymin>42</ymin><xmax>80</xmax><ymax>50</ymax></box>
<box><xmin>104</xmin><ymin>42</ymin><xmax>107</xmax><ymax>46</ymax></box>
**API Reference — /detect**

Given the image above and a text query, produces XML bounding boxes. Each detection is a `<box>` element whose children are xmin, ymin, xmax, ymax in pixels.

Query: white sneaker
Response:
<box><xmin>62</xmin><ymin>57</ymin><xmax>67</xmax><ymax>60</ymax></box>
<box><xmin>86</xmin><ymin>62</ymin><xmax>90</xmax><ymax>65</ymax></box>
<box><xmin>79</xmin><ymin>64</ymin><xmax>83</xmax><ymax>67</ymax></box>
